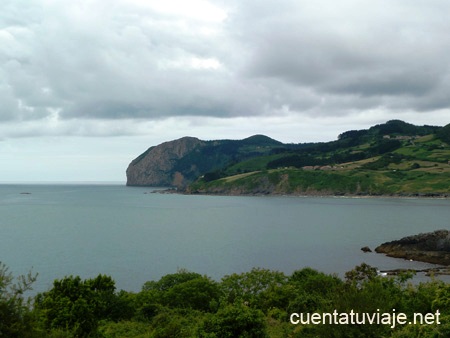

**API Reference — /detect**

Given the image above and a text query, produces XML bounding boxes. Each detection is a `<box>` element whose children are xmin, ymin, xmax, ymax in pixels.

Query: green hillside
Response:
<box><xmin>186</xmin><ymin>120</ymin><xmax>450</xmax><ymax>196</ymax></box>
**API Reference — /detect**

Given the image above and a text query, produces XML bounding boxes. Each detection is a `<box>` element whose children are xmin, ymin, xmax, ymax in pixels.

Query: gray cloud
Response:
<box><xmin>231</xmin><ymin>0</ymin><xmax>450</xmax><ymax>111</ymax></box>
<box><xmin>1</xmin><ymin>0</ymin><xmax>450</xmax><ymax>130</ymax></box>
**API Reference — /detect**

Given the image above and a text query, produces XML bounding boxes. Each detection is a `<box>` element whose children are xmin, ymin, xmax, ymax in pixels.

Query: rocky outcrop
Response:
<box><xmin>126</xmin><ymin>134</ymin><xmax>284</xmax><ymax>188</ymax></box>
<box><xmin>375</xmin><ymin>230</ymin><xmax>450</xmax><ymax>265</ymax></box>
<box><xmin>126</xmin><ymin>137</ymin><xmax>206</xmax><ymax>187</ymax></box>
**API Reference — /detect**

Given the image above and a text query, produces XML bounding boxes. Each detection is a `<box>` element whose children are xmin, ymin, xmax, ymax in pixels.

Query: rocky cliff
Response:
<box><xmin>126</xmin><ymin>134</ymin><xmax>283</xmax><ymax>187</ymax></box>
<box><xmin>126</xmin><ymin>121</ymin><xmax>450</xmax><ymax>192</ymax></box>
<box><xmin>126</xmin><ymin>137</ymin><xmax>206</xmax><ymax>187</ymax></box>
<box><xmin>375</xmin><ymin>230</ymin><xmax>450</xmax><ymax>265</ymax></box>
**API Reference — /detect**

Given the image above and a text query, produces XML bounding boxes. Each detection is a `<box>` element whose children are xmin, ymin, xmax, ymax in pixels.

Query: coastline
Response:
<box><xmin>154</xmin><ymin>187</ymin><xmax>450</xmax><ymax>199</ymax></box>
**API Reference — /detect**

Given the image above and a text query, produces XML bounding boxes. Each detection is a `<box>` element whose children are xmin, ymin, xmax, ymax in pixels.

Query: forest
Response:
<box><xmin>1</xmin><ymin>261</ymin><xmax>449</xmax><ymax>337</ymax></box>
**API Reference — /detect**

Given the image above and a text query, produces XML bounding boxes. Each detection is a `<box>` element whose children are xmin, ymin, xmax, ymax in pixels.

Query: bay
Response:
<box><xmin>0</xmin><ymin>184</ymin><xmax>449</xmax><ymax>294</ymax></box>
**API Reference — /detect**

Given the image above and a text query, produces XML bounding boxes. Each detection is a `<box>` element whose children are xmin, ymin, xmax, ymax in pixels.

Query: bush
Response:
<box><xmin>199</xmin><ymin>302</ymin><xmax>268</xmax><ymax>338</ymax></box>
<box><xmin>139</xmin><ymin>269</ymin><xmax>220</xmax><ymax>313</ymax></box>
<box><xmin>98</xmin><ymin>320</ymin><xmax>152</xmax><ymax>338</ymax></box>
<box><xmin>35</xmin><ymin>274</ymin><xmax>119</xmax><ymax>337</ymax></box>
<box><xmin>220</xmin><ymin>268</ymin><xmax>287</xmax><ymax>311</ymax></box>
<box><xmin>0</xmin><ymin>262</ymin><xmax>38</xmax><ymax>338</ymax></box>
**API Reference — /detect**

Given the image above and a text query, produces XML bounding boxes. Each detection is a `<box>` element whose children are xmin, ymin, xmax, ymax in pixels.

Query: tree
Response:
<box><xmin>0</xmin><ymin>262</ymin><xmax>38</xmax><ymax>338</ymax></box>
<box><xmin>139</xmin><ymin>269</ymin><xmax>220</xmax><ymax>313</ymax></box>
<box><xmin>220</xmin><ymin>268</ymin><xmax>287</xmax><ymax>311</ymax></box>
<box><xmin>287</xmin><ymin>267</ymin><xmax>343</xmax><ymax>313</ymax></box>
<box><xmin>35</xmin><ymin>274</ymin><xmax>118</xmax><ymax>337</ymax></box>
<box><xmin>437</xmin><ymin>123</ymin><xmax>450</xmax><ymax>144</ymax></box>
<box><xmin>199</xmin><ymin>302</ymin><xmax>268</xmax><ymax>338</ymax></box>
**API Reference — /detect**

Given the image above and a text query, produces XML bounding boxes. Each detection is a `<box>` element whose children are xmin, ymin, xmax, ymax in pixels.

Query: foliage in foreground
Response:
<box><xmin>1</xmin><ymin>262</ymin><xmax>450</xmax><ymax>337</ymax></box>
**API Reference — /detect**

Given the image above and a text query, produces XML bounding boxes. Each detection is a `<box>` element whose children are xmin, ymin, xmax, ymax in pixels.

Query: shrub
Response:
<box><xmin>0</xmin><ymin>262</ymin><xmax>38</xmax><ymax>338</ymax></box>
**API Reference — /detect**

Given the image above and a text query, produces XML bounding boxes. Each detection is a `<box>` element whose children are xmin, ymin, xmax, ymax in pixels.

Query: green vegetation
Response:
<box><xmin>127</xmin><ymin>120</ymin><xmax>450</xmax><ymax>191</ymax></box>
<box><xmin>2</xmin><ymin>262</ymin><xmax>450</xmax><ymax>337</ymax></box>
<box><xmin>171</xmin><ymin>135</ymin><xmax>284</xmax><ymax>183</ymax></box>
<box><xmin>0</xmin><ymin>262</ymin><xmax>38</xmax><ymax>337</ymax></box>
<box><xmin>437</xmin><ymin>123</ymin><xmax>450</xmax><ymax>144</ymax></box>
<box><xmin>190</xmin><ymin>168</ymin><xmax>450</xmax><ymax>196</ymax></box>
<box><xmin>187</xmin><ymin>120</ymin><xmax>450</xmax><ymax>196</ymax></box>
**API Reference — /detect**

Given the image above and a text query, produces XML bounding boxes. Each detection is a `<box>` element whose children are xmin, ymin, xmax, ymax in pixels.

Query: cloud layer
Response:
<box><xmin>1</xmin><ymin>0</ymin><xmax>450</xmax><ymax>137</ymax></box>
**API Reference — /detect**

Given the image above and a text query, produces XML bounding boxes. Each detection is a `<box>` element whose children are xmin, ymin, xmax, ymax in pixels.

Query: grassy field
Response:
<box><xmin>187</xmin><ymin>122</ymin><xmax>450</xmax><ymax>196</ymax></box>
<box><xmin>190</xmin><ymin>168</ymin><xmax>450</xmax><ymax>196</ymax></box>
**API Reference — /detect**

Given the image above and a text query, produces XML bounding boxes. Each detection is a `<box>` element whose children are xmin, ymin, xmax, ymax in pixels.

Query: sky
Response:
<box><xmin>1</xmin><ymin>0</ymin><xmax>450</xmax><ymax>182</ymax></box>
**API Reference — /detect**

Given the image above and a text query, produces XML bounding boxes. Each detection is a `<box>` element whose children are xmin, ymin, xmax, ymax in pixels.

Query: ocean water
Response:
<box><xmin>1</xmin><ymin>184</ymin><xmax>449</xmax><ymax>294</ymax></box>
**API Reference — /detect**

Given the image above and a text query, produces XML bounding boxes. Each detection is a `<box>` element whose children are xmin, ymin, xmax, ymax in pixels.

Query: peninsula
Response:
<box><xmin>126</xmin><ymin>120</ymin><xmax>450</xmax><ymax>196</ymax></box>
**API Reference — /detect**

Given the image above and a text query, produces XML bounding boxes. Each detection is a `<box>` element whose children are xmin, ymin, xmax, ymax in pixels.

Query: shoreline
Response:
<box><xmin>152</xmin><ymin>187</ymin><xmax>450</xmax><ymax>200</ymax></box>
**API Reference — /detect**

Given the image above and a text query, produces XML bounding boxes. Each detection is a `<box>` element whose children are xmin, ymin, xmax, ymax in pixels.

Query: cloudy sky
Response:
<box><xmin>1</xmin><ymin>0</ymin><xmax>450</xmax><ymax>182</ymax></box>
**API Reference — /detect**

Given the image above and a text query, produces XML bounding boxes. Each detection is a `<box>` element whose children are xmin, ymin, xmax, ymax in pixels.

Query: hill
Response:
<box><xmin>126</xmin><ymin>120</ymin><xmax>450</xmax><ymax>196</ymax></box>
<box><xmin>126</xmin><ymin>134</ymin><xmax>282</xmax><ymax>186</ymax></box>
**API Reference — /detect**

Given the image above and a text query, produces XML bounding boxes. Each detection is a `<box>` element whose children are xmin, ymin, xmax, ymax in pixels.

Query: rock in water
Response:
<box><xmin>375</xmin><ymin>229</ymin><xmax>450</xmax><ymax>265</ymax></box>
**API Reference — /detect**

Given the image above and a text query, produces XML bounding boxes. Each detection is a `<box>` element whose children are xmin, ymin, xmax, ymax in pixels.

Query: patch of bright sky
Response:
<box><xmin>127</xmin><ymin>0</ymin><xmax>228</xmax><ymax>22</ymax></box>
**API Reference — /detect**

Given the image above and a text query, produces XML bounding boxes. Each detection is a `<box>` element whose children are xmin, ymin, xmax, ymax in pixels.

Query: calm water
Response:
<box><xmin>1</xmin><ymin>184</ymin><xmax>449</xmax><ymax>293</ymax></box>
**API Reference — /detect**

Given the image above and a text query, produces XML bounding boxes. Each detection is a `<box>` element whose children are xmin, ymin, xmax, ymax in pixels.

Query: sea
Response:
<box><xmin>1</xmin><ymin>183</ymin><xmax>449</xmax><ymax>294</ymax></box>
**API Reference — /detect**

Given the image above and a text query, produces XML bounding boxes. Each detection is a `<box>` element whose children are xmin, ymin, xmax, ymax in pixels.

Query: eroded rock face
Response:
<box><xmin>126</xmin><ymin>137</ymin><xmax>206</xmax><ymax>187</ymax></box>
<box><xmin>375</xmin><ymin>230</ymin><xmax>450</xmax><ymax>265</ymax></box>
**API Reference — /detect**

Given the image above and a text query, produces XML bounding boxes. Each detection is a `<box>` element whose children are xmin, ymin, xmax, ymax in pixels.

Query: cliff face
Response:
<box><xmin>126</xmin><ymin>137</ymin><xmax>206</xmax><ymax>187</ymax></box>
<box><xmin>126</xmin><ymin>134</ymin><xmax>283</xmax><ymax>188</ymax></box>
